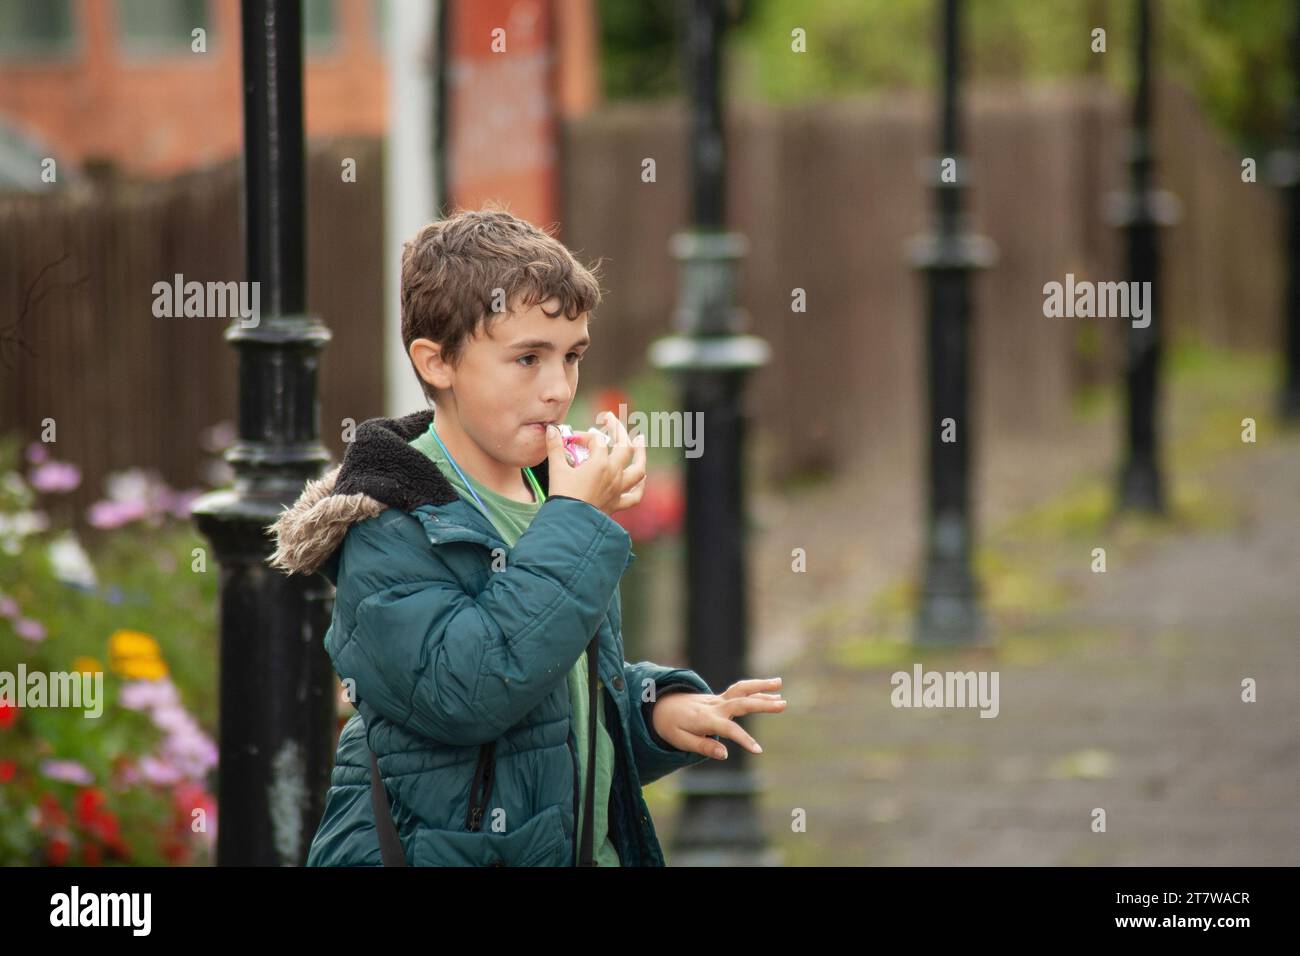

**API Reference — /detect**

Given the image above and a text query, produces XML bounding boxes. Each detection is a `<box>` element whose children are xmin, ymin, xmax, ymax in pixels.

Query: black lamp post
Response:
<box><xmin>1278</xmin><ymin>0</ymin><xmax>1300</xmax><ymax>422</ymax></box>
<box><xmin>1110</xmin><ymin>0</ymin><xmax>1179</xmax><ymax>512</ymax></box>
<box><xmin>648</xmin><ymin>0</ymin><xmax>773</xmax><ymax>866</ymax></box>
<box><xmin>909</xmin><ymin>0</ymin><xmax>996</xmax><ymax>646</ymax></box>
<box><xmin>191</xmin><ymin>0</ymin><xmax>335</xmax><ymax>866</ymax></box>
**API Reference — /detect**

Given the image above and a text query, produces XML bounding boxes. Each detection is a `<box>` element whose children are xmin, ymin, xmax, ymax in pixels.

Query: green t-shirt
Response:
<box><xmin>409</xmin><ymin>427</ymin><xmax>621</xmax><ymax>867</ymax></box>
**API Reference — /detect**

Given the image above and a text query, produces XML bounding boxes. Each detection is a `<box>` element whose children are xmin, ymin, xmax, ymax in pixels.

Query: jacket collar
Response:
<box><xmin>265</xmin><ymin>407</ymin><xmax>552</xmax><ymax>577</ymax></box>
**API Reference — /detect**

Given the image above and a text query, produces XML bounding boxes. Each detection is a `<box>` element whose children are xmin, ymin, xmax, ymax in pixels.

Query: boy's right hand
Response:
<box><xmin>544</xmin><ymin>418</ymin><xmax>644</xmax><ymax>517</ymax></box>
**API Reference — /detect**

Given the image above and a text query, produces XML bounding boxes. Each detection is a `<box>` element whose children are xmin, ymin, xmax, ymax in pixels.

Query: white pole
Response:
<box><xmin>383</xmin><ymin>0</ymin><xmax>440</xmax><ymax>417</ymax></box>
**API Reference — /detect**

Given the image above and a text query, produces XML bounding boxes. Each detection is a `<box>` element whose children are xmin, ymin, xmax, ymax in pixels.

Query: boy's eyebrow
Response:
<box><xmin>505</xmin><ymin>336</ymin><xmax>591</xmax><ymax>352</ymax></box>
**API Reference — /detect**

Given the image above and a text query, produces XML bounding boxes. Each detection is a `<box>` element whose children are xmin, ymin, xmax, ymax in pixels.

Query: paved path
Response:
<box><xmin>645</xmin><ymin>353</ymin><xmax>1300</xmax><ymax>866</ymax></box>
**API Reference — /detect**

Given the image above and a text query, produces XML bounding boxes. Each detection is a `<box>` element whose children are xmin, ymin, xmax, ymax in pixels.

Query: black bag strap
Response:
<box><xmin>578</xmin><ymin>631</ymin><xmax>598</xmax><ymax>867</ymax></box>
<box><xmin>368</xmin><ymin>745</ymin><xmax>408</xmax><ymax>867</ymax></box>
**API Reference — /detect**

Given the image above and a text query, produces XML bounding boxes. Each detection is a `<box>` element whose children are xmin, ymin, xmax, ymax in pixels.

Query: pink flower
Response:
<box><xmin>14</xmin><ymin>618</ymin><xmax>46</xmax><ymax>642</ymax></box>
<box><xmin>155</xmin><ymin>487</ymin><xmax>204</xmax><ymax>520</ymax></box>
<box><xmin>151</xmin><ymin>703</ymin><xmax>193</xmax><ymax>735</ymax></box>
<box><xmin>28</xmin><ymin>461</ymin><xmax>81</xmax><ymax>494</ymax></box>
<box><xmin>25</xmin><ymin>442</ymin><xmax>48</xmax><ymax>465</ymax></box>
<box><xmin>87</xmin><ymin>499</ymin><xmax>150</xmax><ymax>530</ymax></box>
<box><xmin>139</xmin><ymin>755</ymin><xmax>182</xmax><ymax>786</ymax></box>
<box><xmin>86</xmin><ymin>469</ymin><xmax>198</xmax><ymax>527</ymax></box>
<box><xmin>119</xmin><ymin>679</ymin><xmax>217</xmax><ymax>783</ymax></box>
<box><xmin>199</xmin><ymin>421</ymin><xmax>236</xmax><ymax>454</ymax></box>
<box><xmin>40</xmin><ymin>759</ymin><xmax>94</xmax><ymax>786</ymax></box>
<box><xmin>0</xmin><ymin>594</ymin><xmax>18</xmax><ymax>618</ymax></box>
<box><xmin>119</xmin><ymin>679</ymin><xmax>179</xmax><ymax>712</ymax></box>
<box><xmin>161</xmin><ymin>734</ymin><xmax>217</xmax><ymax>779</ymax></box>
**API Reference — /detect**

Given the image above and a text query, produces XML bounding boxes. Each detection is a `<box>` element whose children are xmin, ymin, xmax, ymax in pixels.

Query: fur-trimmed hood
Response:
<box><xmin>264</xmin><ymin>408</ymin><xmax>551</xmax><ymax>578</ymax></box>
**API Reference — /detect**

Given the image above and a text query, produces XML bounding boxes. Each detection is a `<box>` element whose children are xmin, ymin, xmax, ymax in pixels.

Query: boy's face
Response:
<box><xmin>413</xmin><ymin>295</ymin><xmax>590</xmax><ymax>470</ymax></box>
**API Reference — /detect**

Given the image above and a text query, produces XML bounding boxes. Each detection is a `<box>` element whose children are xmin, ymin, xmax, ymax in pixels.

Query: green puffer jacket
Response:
<box><xmin>266</xmin><ymin>409</ymin><xmax>714</xmax><ymax>866</ymax></box>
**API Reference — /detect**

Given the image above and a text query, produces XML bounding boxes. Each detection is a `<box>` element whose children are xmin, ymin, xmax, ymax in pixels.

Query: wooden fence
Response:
<box><xmin>0</xmin><ymin>137</ymin><xmax>385</xmax><ymax>525</ymax></box>
<box><xmin>0</xmin><ymin>78</ymin><xmax>1283</xmax><ymax>522</ymax></box>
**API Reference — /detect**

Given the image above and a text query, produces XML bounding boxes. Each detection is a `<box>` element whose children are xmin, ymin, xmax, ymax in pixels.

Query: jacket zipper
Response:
<box><xmin>423</xmin><ymin>505</ymin><xmax>607</xmax><ymax>864</ymax></box>
<box><xmin>465</xmin><ymin>742</ymin><xmax>495</xmax><ymax>832</ymax></box>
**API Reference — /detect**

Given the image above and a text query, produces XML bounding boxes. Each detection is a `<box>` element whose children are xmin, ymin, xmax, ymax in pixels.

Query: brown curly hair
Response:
<box><xmin>400</xmin><ymin>206</ymin><xmax>604</xmax><ymax>403</ymax></box>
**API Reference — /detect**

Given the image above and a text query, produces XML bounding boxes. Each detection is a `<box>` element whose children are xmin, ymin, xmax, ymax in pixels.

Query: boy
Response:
<box><xmin>267</xmin><ymin>208</ymin><xmax>785</xmax><ymax>866</ymax></box>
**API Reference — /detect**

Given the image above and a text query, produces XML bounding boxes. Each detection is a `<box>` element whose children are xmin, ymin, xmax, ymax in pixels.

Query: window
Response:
<box><xmin>0</xmin><ymin>0</ymin><xmax>76</xmax><ymax>60</ymax></box>
<box><xmin>305</xmin><ymin>0</ymin><xmax>339</xmax><ymax>56</ymax></box>
<box><xmin>117</xmin><ymin>0</ymin><xmax>210</xmax><ymax>56</ymax></box>
<box><xmin>371</xmin><ymin>0</ymin><xmax>390</xmax><ymax>50</ymax></box>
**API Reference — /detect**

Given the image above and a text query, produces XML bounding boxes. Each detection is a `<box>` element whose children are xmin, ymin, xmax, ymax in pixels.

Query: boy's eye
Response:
<box><xmin>516</xmin><ymin>353</ymin><xmax>583</xmax><ymax>367</ymax></box>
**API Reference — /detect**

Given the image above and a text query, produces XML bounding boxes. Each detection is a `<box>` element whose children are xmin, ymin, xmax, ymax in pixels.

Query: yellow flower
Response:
<box><xmin>72</xmin><ymin>656</ymin><xmax>103</xmax><ymax>675</ymax></box>
<box><xmin>109</xmin><ymin>629</ymin><xmax>159</xmax><ymax>657</ymax></box>
<box><xmin>107</xmin><ymin>629</ymin><xmax>168</xmax><ymax>680</ymax></box>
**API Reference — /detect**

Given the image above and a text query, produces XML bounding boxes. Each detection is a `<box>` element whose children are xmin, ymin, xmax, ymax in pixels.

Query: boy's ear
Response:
<box><xmin>410</xmin><ymin>338</ymin><xmax>454</xmax><ymax>391</ymax></box>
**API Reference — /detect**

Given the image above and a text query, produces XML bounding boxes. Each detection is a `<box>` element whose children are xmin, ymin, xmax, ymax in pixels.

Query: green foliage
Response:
<box><xmin>1163</xmin><ymin>0</ymin><xmax>1294</xmax><ymax>154</ymax></box>
<box><xmin>596</xmin><ymin>0</ymin><xmax>684</xmax><ymax>100</ymax></box>
<box><xmin>599</xmin><ymin>0</ymin><xmax>1297</xmax><ymax>149</ymax></box>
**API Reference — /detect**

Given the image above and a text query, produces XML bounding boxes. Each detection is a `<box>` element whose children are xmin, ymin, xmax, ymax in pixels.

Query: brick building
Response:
<box><xmin>0</xmin><ymin>0</ymin><xmax>598</xmax><ymax>221</ymax></box>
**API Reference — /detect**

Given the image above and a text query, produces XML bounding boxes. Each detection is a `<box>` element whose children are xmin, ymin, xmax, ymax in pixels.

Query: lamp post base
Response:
<box><xmin>1117</xmin><ymin>457</ymin><xmax>1165</xmax><ymax>515</ymax></box>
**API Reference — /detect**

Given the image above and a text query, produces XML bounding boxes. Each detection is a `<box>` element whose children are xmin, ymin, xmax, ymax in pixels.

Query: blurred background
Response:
<box><xmin>1</xmin><ymin>0</ymin><xmax>1297</xmax><ymax>867</ymax></box>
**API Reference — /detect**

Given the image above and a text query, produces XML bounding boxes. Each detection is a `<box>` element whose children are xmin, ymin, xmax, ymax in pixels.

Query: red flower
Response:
<box><xmin>81</xmin><ymin>842</ymin><xmax>102</xmax><ymax>866</ymax></box>
<box><xmin>0</xmin><ymin>701</ymin><xmax>17</xmax><ymax>729</ymax></box>
<box><xmin>37</xmin><ymin>792</ymin><xmax>67</xmax><ymax>829</ymax></box>
<box><xmin>0</xmin><ymin>760</ymin><xmax>16</xmax><ymax>783</ymax></box>
<box><xmin>76</xmin><ymin>787</ymin><xmax>107</xmax><ymax>826</ymax></box>
<box><xmin>172</xmin><ymin>781</ymin><xmax>205</xmax><ymax>815</ymax></box>
<box><xmin>46</xmin><ymin>837</ymin><xmax>71</xmax><ymax>866</ymax></box>
<box><xmin>89</xmin><ymin>810</ymin><xmax>121</xmax><ymax>844</ymax></box>
<box><xmin>612</xmin><ymin>470</ymin><xmax>684</xmax><ymax>543</ymax></box>
<box><xmin>160</xmin><ymin>838</ymin><xmax>190</xmax><ymax>865</ymax></box>
<box><xmin>594</xmin><ymin>387</ymin><xmax>631</xmax><ymax>421</ymax></box>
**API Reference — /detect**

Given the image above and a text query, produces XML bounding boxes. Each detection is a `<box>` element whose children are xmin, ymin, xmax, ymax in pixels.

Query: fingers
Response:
<box><xmin>660</xmin><ymin>690</ymin><xmax>784</xmax><ymax>759</ymax></box>
<box><xmin>626</xmin><ymin>431</ymin><xmax>647</xmax><ymax>479</ymax></box>
<box><xmin>708</xmin><ymin>719</ymin><xmax>761</xmax><ymax>755</ymax></box>
<box><xmin>617</xmin><ymin>472</ymin><xmax>647</xmax><ymax>509</ymax></box>
<box><xmin>698</xmin><ymin>737</ymin><xmax>729</xmax><ymax>761</ymax></box>
<box><xmin>544</xmin><ymin>423</ymin><xmax>574</xmax><ymax>468</ymax></box>
<box><xmin>596</xmin><ymin>412</ymin><xmax>635</xmax><ymax>469</ymax></box>
<box><xmin>710</xmin><ymin>696</ymin><xmax>786</xmax><ymax>758</ymax></box>
<box><xmin>599</xmin><ymin>409</ymin><xmax>632</xmax><ymax>446</ymax></box>
<box><xmin>619</xmin><ymin>456</ymin><xmax>646</xmax><ymax>493</ymax></box>
<box><xmin>720</xmin><ymin>677</ymin><xmax>783</xmax><ymax>699</ymax></box>
<box><xmin>722</xmin><ymin>695</ymin><xmax>788</xmax><ymax>718</ymax></box>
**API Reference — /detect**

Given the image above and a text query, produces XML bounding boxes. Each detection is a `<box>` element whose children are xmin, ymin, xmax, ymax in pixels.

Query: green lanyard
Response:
<box><xmin>522</xmin><ymin>464</ymin><xmax>546</xmax><ymax>503</ymax></box>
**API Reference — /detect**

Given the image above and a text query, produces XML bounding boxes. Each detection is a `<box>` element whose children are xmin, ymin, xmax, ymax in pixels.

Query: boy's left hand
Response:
<box><xmin>651</xmin><ymin>678</ymin><xmax>786</xmax><ymax>759</ymax></box>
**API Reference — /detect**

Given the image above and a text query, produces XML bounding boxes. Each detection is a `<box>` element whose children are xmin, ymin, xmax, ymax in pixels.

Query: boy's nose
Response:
<box><xmin>540</xmin><ymin>370</ymin><xmax>573</xmax><ymax>404</ymax></box>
